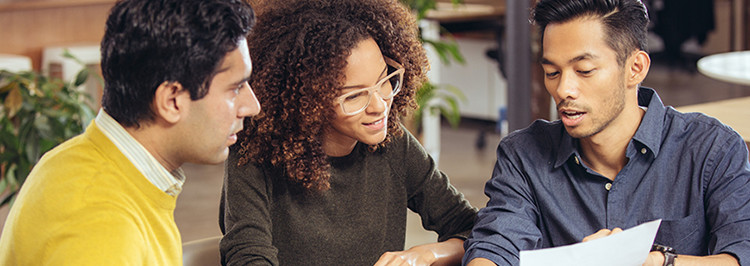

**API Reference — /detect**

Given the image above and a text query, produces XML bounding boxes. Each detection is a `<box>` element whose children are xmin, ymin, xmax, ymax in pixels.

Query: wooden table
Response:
<box><xmin>425</xmin><ymin>2</ymin><xmax>504</xmax><ymax>23</ymax></box>
<box><xmin>677</xmin><ymin>96</ymin><xmax>750</xmax><ymax>155</ymax></box>
<box><xmin>697</xmin><ymin>51</ymin><xmax>750</xmax><ymax>86</ymax></box>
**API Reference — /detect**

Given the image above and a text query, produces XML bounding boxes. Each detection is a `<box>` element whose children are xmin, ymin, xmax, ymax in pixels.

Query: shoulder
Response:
<box><xmin>6</xmin><ymin>169</ymin><xmax>151</xmax><ymax>263</ymax></box>
<box><xmin>499</xmin><ymin>119</ymin><xmax>565</xmax><ymax>156</ymax></box>
<box><xmin>26</xmin><ymin>134</ymin><xmax>124</xmax><ymax>194</ymax></box>
<box><xmin>664</xmin><ymin>107</ymin><xmax>742</xmax><ymax>144</ymax></box>
<box><xmin>225</xmin><ymin>146</ymin><xmax>276</xmax><ymax>190</ymax></box>
<box><xmin>21</xmin><ymin>130</ymin><xmax>163</xmax><ymax>213</ymax></box>
<box><xmin>380</xmin><ymin>128</ymin><xmax>430</xmax><ymax>163</ymax></box>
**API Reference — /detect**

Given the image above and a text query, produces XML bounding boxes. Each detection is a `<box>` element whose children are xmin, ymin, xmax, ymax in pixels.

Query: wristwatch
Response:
<box><xmin>651</xmin><ymin>244</ymin><xmax>677</xmax><ymax>266</ymax></box>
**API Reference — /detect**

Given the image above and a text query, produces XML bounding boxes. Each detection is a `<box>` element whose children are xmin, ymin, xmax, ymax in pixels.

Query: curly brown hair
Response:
<box><xmin>236</xmin><ymin>0</ymin><xmax>428</xmax><ymax>191</ymax></box>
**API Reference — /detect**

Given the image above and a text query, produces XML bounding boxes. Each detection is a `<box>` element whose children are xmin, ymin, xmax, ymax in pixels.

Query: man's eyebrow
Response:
<box><xmin>341</xmin><ymin>64</ymin><xmax>388</xmax><ymax>90</ymax></box>
<box><xmin>540</xmin><ymin>53</ymin><xmax>597</xmax><ymax>65</ymax></box>
<box><xmin>212</xmin><ymin>64</ymin><xmax>251</xmax><ymax>87</ymax></box>
<box><xmin>232</xmin><ymin>75</ymin><xmax>252</xmax><ymax>87</ymax></box>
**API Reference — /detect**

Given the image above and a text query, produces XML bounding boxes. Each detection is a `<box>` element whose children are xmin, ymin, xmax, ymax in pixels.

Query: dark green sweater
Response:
<box><xmin>219</xmin><ymin>130</ymin><xmax>477</xmax><ymax>265</ymax></box>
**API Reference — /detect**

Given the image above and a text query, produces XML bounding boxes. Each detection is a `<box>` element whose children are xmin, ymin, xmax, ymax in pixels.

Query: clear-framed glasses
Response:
<box><xmin>335</xmin><ymin>57</ymin><xmax>405</xmax><ymax>116</ymax></box>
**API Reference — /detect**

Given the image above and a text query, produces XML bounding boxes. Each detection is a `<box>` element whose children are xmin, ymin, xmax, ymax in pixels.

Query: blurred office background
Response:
<box><xmin>1</xmin><ymin>0</ymin><xmax>749</xmax><ymax>249</ymax></box>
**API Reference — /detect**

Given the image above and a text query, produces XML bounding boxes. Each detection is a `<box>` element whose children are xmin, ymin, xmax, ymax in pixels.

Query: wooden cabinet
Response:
<box><xmin>0</xmin><ymin>0</ymin><xmax>115</xmax><ymax>70</ymax></box>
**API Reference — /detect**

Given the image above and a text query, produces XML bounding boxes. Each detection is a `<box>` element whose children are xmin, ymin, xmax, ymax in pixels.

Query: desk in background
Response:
<box><xmin>697</xmin><ymin>51</ymin><xmax>750</xmax><ymax>86</ymax></box>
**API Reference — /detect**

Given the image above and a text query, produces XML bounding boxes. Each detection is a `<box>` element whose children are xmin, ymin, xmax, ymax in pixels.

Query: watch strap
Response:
<box><xmin>663</xmin><ymin>251</ymin><xmax>677</xmax><ymax>266</ymax></box>
<box><xmin>651</xmin><ymin>244</ymin><xmax>678</xmax><ymax>266</ymax></box>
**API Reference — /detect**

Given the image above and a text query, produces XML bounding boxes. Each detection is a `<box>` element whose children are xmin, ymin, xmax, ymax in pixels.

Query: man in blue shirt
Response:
<box><xmin>463</xmin><ymin>0</ymin><xmax>750</xmax><ymax>265</ymax></box>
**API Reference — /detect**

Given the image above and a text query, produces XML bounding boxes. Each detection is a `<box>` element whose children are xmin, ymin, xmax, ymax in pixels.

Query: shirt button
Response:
<box><xmin>574</xmin><ymin>156</ymin><xmax>580</xmax><ymax>165</ymax></box>
<box><xmin>640</xmin><ymin>148</ymin><xmax>647</xmax><ymax>154</ymax></box>
<box><xmin>605</xmin><ymin>183</ymin><xmax>612</xmax><ymax>190</ymax></box>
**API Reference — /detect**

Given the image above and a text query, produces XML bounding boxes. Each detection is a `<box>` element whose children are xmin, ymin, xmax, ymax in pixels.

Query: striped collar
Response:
<box><xmin>95</xmin><ymin>110</ymin><xmax>185</xmax><ymax>196</ymax></box>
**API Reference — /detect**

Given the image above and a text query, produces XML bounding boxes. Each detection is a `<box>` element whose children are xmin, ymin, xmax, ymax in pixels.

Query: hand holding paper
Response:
<box><xmin>519</xmin><ymin>220</ymin><xmax>662</xmax><ymax>266</ymax></box>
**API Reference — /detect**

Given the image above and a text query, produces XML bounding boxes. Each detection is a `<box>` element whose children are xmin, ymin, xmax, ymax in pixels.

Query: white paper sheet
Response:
<box><xmin>519</xmin><ymin>219</ymin><xmax>661</xmax><ymax>266</ymax></box>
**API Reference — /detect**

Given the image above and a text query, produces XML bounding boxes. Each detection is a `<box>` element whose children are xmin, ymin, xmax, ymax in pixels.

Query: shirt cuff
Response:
<box><xmin>463</xmin><ymin>243</ymin><xmax>517</xmax><ymax>266</ymax></box>
<box><xmin>717</xmin><ymin>244</ymin><xmax>750</xmax><ymax>266</ymax></box>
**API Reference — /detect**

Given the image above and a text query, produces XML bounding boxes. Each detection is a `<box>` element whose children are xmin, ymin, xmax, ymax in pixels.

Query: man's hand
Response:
<box><xmin>373</xmin><ymin>238</ymin><xmax>464</xmax><ymax>266</ymax></box>
<box><xmin>582</xmin><ymin>228</ymin><xmax>667</xmax><ymax>266</ymax></box>
<box><xmin>581</xmin><ymin>228</ymin><xmax>623</xmax><ymax>242</ymax></box>
<box><xmin>583</xmin><ymin>229</ymin><xmax>740</xmax><ymax>266</ymax></box>
<box><xmin>641</xmin><ymin>251</ymin><xmax>666</xmax><ymax>266</ymax></box>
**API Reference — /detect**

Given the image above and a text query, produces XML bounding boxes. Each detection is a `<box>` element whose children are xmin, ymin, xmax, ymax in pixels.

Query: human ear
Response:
<box><xmin>627</xmin><ymin>50</ymin><xmax>651</xmax><ymax>87</ymax></box>
<box><xmin>152</xmin><ymin>81</ymin><xmax>190</xmax><ymax>124</ymax></box>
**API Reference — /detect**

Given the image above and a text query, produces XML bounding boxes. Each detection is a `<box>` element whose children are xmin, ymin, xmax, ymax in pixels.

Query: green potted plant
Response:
<box><xmin>401</xmin><ymin>0</ymin><xmax>466</xmax><ymax>132</ymax></box>
<box><xmin>0</xmin><ymin>52</ymin><xmax>95</xmax><ymax>207</ymax></box>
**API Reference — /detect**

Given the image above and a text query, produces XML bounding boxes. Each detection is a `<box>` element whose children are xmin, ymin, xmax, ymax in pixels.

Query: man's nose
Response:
<box><xmin>238</xmin><ymin>82</ymin><xmax>261</xmax><ymax>117</ymax></box>
<box><xmin>555</xmin><ymin>72</ymin><xmax>580</xmax><ymax>100</ymax></box>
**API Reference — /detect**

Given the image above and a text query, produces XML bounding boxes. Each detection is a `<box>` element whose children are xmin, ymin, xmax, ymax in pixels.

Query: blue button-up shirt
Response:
<box><xmin>464</xmin><ymin>88</ymin><xmax>750</xmax><ymax>265</ymax></box>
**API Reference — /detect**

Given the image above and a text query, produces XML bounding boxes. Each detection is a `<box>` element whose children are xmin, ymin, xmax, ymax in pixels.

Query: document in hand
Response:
<box><xmin>520</xmin><ymin>219</ymin><xmax>662</xmax><ymax>266</ymax></box>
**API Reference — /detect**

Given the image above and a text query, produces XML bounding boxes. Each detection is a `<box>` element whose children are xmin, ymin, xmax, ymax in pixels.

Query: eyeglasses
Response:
<box><xmin>335</xmin><ymin>57</ymin><xmax>405</xmax><ymax>116</ymax></box>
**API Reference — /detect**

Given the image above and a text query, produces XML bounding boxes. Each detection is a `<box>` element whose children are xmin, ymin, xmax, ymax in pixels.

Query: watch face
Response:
<box><xmin>652</xmin><ymin>244</ymin><xmax>676</xmax><ymax>254</ymax></box>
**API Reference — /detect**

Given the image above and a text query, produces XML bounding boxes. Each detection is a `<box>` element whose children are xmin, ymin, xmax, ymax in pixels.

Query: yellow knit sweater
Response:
<box><xmin>0</xmin><ymin>121</ymin><xmax>182</xmax><ymax>265</ymax></box>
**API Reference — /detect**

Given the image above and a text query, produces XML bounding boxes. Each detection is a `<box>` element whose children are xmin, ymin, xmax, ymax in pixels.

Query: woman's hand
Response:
<box><xmin>373</xmin><ymin>238</ymin><xmax>464</xmax><ymax>266</ymax></box>
<box><xmin>373</xmin><ymin>246</ymin><xmax>436</xmax><ymax>266</ymax></box>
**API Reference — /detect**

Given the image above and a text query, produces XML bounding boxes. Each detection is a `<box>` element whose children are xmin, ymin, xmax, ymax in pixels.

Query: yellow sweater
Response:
<box><xmin>0</xmin><ymin>121</ymin><xmax>182</xmax><ymax>265</ymax></box>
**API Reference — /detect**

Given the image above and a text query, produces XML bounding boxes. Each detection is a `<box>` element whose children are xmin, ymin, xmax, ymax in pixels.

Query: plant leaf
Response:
<box><xmin>4</xmin><ymin>86</ymin><xmax>23</xmax><ymax>118</ymax></box>
<box><xmin>62</xmin><ymin>49</ymin><xmax>86</xmax><ymax>65</ymax></box>
<box><xmin>0</xmin><ymin>191</ymin><xmax>17</xmax><ymax>207</ymax></box>
<box><xmin>4</xmin><ymin>163</ymin><xmax>17</xmax><ymax>190</ymax></box>
<box><xmin>0</xmin><ymin>73</ymin><xmax>13</xmax><ymax>93</ymax></box>
<box><xmin>73</xmin><ymin>68</ymin><xmax>90</xmax><ymax>87</ymax></box>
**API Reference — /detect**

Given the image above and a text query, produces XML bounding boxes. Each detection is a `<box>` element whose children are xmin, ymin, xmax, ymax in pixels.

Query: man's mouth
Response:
<box><xmin>561</xmin><ymin>110</ymin><xmax>585</xmax><ymax>119</ymax></box>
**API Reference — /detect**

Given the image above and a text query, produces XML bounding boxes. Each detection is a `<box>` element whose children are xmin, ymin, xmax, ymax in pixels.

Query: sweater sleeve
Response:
<box><xmin>396</xmin><ymin>129</ymin><xmax>478</xmax><ymax>242</ymax></box>
<box><xmin>219</xmin><ymin>148</ymin><xmax>278</xmax><ymax>266</ymax></box>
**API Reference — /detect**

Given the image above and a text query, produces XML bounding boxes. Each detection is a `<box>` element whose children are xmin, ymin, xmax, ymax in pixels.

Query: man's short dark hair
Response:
<box><xmin>100</xmin><ymin>0</ymin><xmax>255</xmax><ymax>127</ymax></box>
<box><xmin>531</xmin><ymin>0</ymin><xmax>649</xmax><ymax>66</ymax></box>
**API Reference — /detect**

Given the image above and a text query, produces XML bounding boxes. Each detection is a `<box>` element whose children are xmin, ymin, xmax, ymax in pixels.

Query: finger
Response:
<box><xmin>375</xmin><ymin>252</ymin><xmax>408</xmax><ymax>266</ymax></box>
<box><xmin>582</xmin><ymin>229</ymin><xmax>611</xmax><ymax>242</ymax></box>
<box><xmin>374</xmin><ymin>252</ymin><xmax>394</xmax><ymax>266</ymax></box>
<box><xmin>611</xmin><ymin>227</ymin><xmax>623</xmax><ymax>234</ymax></box>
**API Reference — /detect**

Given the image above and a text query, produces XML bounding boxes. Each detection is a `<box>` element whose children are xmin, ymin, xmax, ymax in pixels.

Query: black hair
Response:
<box><xmin>100</xmin><ymin>0</ymin><xmax>255</xmax><ymax>127</ymax></box>
<box><xmin>532</xmin><ymin>0</ymin><xmax>649</xmax><ymax>65</ymax></box>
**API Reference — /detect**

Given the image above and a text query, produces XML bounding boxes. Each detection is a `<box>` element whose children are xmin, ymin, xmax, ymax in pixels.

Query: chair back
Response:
<box><xmin>183</xmin><ymin>235</ymin><xmax>222</xmax><ymax>266</ymax></box>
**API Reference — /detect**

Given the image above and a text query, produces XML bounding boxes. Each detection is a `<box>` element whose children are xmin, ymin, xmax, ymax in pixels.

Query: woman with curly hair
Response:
<box><xmin>219</xmin><ymin>0</ymin><xmax>477</xmax><ymax>264</ymax></box>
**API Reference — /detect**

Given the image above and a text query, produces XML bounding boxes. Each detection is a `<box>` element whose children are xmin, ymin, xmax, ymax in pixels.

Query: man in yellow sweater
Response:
<box><xmin>0</xmin><ymin>0</ymin><xmax>260</xmax><ymax>264</ymax></box>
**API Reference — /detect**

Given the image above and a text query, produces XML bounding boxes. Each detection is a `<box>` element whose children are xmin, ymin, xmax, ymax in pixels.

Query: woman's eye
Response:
<box><xmin>345</xmin><ymin>92</ymin><xmax>366</xmax><ymax>101</ymax></box>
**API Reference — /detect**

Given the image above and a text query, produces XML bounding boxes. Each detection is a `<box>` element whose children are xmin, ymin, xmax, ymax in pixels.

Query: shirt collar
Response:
<box><xmin>554</xmin><ymin>127</ymin><xmax>578</xmax><ymax>168</ymax></box>
<box><xmin>554</xmin><ymin>87</ymin><xmax>666</xmax><ymax>168</ymax></box>
<box><xmin>631</xmin><ymin>87</ymin><xmax>665</xmax><ymax>157</ymax></box>
<box><xmin>95</xmin><ymin>110</ymin><xmax>185</xmax><ymax>196</ymax></box>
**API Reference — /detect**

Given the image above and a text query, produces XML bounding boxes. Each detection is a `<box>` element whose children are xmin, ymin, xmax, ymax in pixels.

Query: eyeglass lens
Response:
<box><xmin>341</xmin><ymin>66</ymin><xmax>402</xmax><ymax>114</ymax></box>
